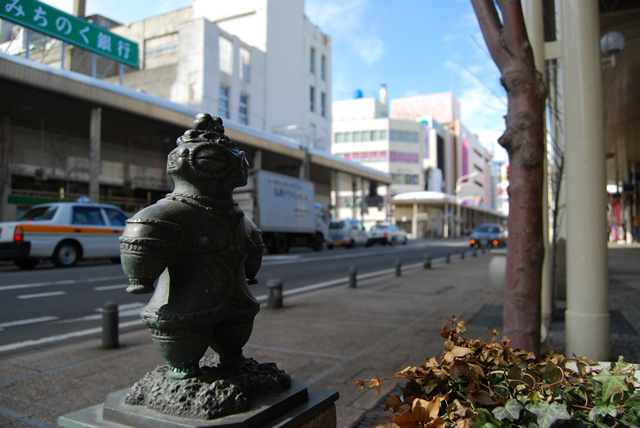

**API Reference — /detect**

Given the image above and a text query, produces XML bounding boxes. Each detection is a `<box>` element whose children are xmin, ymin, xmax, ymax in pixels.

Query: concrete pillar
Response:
<box><xmin>523</xmin><ymin>0</ymin><xmax>553</xmax><ymax>347</ymax></box>
<box><xmin>361</xmin><ymin>177</ymin><xmax>366</xmax><ymax>219</ymax></box>
<box><xmin>299</xmin><ymin>148</ymin><xmax>310</xmax><ymax>180</ymax></box>
<box><xmin>0</xmin><ymin>116</ymin><xmax>12</xmax><ymax>221</ymax></box>
<box><xmin>253</xmin><ymin>149</ymin><xmax>262</xmax><ymax>170</ymax></box>
<box><xmin>443</xmin><ymin>203</ymin><xmax>449</xmax><ymax>238</ymax></box>
<box><xmin>412</xmin><ymin>202</ymin><xmax>418</xmax><ymax>239</ymax></box>
<box><xmin>332</xmin><ymin>171</ymin><xmax>340</xmax><ymax>218</ymax></box>
<box><xmin>351</xmin><ymin>176</ymin><xmax>357</xmax><ymax>219</ymax></box>
<box><xmin>89</xmin><ymin>107</ymin><xmax>102</xmax><ymax>203</ymax></box>
<box><xmin>562</xmin><ymin>0</ymin><xmax>610</xmax><ymax>360</ymax></box>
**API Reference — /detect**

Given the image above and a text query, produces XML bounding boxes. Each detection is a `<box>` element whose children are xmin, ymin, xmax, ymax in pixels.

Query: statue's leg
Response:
<box><xmin>210</xmin><ymin>316</ymin><xmax>255</xmax><ymax>364</ymax></box>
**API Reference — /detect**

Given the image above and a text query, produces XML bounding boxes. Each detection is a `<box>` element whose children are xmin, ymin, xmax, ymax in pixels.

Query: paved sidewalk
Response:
<box><xmin>0</xmin><ymin>245</ymin><xmax>639</xmax><ymax>428</ymax></box>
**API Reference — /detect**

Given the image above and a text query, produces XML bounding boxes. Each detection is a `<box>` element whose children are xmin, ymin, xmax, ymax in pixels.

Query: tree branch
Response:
<box><xmin>496</xmin><ymin>0</ymin><xmax>529</xmax><ymax>64</ymax></box>
<box><xmin>470</xmin><ymin>0</ymin><xmax>511</xmax><ymax>71</ymax></box>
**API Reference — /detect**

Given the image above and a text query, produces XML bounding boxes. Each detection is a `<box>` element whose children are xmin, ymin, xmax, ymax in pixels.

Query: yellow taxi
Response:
<box><xmin>0</xmin><ymin>201</ymin><xmax>129</xmax><ymax>269</ymax></box>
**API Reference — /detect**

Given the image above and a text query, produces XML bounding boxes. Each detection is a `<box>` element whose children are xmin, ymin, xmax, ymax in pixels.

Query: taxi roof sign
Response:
<box><xmin>1</xmin><ymin>0</ymin><xmax>139</xmax><ymax>68</ymax></box>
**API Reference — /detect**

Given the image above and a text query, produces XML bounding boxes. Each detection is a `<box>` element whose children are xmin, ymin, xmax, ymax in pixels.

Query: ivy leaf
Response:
<box><xmin>492</xmin><ymin>398</ymin><xmax>524</xmax><ymax>421</ymax></box>
<box><xmin>593</xmin><ymin>368</ymin><xmax>630</xmax><ymax>402</ymax></box>
<box><xmin>473</xmin><ymin>408</ymin><xmax>500</xmax><ymax>428</ymax></box>
<box><xmin>526</xmin><ymin>401</ymin><xmax>571</xmax><ymax>428</ymax></box>
<box><xmin>589</xmin><ymin>404</ymin><xmax>618</xmax><ymax>421</ymax></box>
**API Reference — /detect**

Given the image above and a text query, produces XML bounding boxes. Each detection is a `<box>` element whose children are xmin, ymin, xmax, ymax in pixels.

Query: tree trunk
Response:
<box><xmin>471</xmin><ymin>0</ymin><xmax>547</xmax><ymax>355</ymax></box>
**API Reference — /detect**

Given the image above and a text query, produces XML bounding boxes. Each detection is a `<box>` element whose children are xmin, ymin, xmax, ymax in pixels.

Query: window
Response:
<box><xmin>309</xmin><ymin>86</ymin><xmax>315</xmax><ymax>112</ymax></box>
<box><xmin>321</xmin><ymin>92</ymin><xmax>326</xmax><ymax>117</ymax></box>
<box><xmin>18</xmin><ymin>206</ymin><xmax>58</xmax><ymax>221</ymax></box>
<box><xmin>239</xmin><ymin>94</ymin><xmax>248</xmax><ymax>124</ymax></box>
<box><xmin>72</xmin><ymin>207</ymin><xmax>105</xmax><ymax>225</ymax></box>
<box><xmin>219</xmin><ymin>36</ymin><xmax>233</xmax><ymax>74</ymax></box>
<box><xmin>219</xmin><ymin>86</ymin><xmax>229</xmax><ymax>118</ymax></box>
<box><xmin>240</xmin><ymin>47</ymin><xmax>250</xmax><ymax>83</ymax></box>
<box><xmin>344</xmin><ymin>132</ymin><xmax>352</xmax><ymax>142</ymax></box>
<box><xmin>104</xmin><ymin>208</ymin><xmax>128</xmax><ymax>226</ymax></box>
<box><xmin>389</xmin><ymin>130</ymin><xmax>418</xmax><ymax>142</ymax></box>
<box><xmin>144</xmin><ymin>33</ymin><xmax>179</xmax><ymax>59</ymax></box>
<box><xmin>310</xmin><ymin>46</ymin><xmax>316</xmax><ymax>74</ymax></box>
<box><xmin>335</xmin><ymin>132</ymin><xmax>344</xmax><ymax>143</ymax></box>
<box><xmin>321</xmin><ymin>55</ymin><xmax>326</xmax><ymax>80</ymax></box>
<box><xmin>353</xmin><ymin>131</ymin><xmax>361</xmax><ymax>142</ymax></box>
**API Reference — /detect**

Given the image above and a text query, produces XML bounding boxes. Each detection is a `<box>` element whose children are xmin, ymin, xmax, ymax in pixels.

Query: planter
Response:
<box><xmin>488</xmin><ymin>248</ymin><xmax>507</xmax><ymax>296</ymax></box>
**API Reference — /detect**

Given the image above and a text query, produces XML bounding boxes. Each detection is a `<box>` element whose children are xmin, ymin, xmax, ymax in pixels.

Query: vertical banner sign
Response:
<box><xmin>461</xmin><ymin>138</ymin><xmax>469</xmax><ymax>183</ymax></box>
<box><xmin>0</xmin><ymin>0</ymin><xmax>139</xmax><ymax>68</ymax></box>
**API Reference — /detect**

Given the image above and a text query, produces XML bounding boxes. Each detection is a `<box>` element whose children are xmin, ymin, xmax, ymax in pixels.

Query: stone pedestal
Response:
<box><xmin>58</xmin><ymin>379</ymin><xmax>338</xmax><ymax>428</ymax></box>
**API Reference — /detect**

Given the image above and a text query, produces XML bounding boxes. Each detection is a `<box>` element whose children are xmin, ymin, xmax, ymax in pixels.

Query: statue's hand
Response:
<box><xmin>126</xmin><ymin>278</ymin><xmax>155</xmax><ymax>294</ymax></box>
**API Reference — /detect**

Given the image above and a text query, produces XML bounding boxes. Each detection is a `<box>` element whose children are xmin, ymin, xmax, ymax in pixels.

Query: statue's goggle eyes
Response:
<box><xmin>190</xmin><ymin>145</ymin><xmax>230</xmax><ymax>174</ymax></box>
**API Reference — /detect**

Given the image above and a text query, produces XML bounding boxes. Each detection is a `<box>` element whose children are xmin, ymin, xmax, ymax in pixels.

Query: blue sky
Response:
<box><xmin>39</xmin><ymin>0</ymin><xmax>508</xmax><ymax>161</ymax></box>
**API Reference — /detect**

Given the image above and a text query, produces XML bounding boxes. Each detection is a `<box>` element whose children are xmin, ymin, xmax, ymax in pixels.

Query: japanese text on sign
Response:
<box><xmin>1</xmin><ymin>0</ymin><xmax>139</xmax><ymax>68</ymax></box>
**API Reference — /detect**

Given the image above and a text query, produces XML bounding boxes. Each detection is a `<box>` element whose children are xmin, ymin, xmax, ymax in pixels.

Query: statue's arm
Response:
<box><xmin>119</xmin><ymin>217</ymin><xmax>183</xmax><ymax>294</ymax></box>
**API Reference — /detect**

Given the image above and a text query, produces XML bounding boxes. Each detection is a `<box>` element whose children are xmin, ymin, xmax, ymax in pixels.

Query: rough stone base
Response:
<box><xmin>125</xmin><ymin>357</ymin><xmax>291</xmax><ymax>420</ymax></box>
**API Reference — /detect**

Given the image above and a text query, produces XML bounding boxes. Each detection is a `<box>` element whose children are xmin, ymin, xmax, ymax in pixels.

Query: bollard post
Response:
<box><xmin>102</xmin><ymin>301</ymin><xmax>119</xmax><ymax>349</ymax></box>
<box><xmin>446</xmin><ymin>252</ymin><xmax>450</xmax><ymax>264</ymax></box>
<box><xmin>267</xmin><ymin>279</ymin><xmax>283</xmax><ymax>309</ymax></box>
<box><xmin>461</xmin><ymin>250</ymin><xmax>465</xmax><ymax>260</ymax></box>
<box><xmin>349</xmin><ymin>266</ymin><xmax>357</xmax><ymax>288</ymax></box>
<box><xmin>395</xmin><ymin>259</ymin><xmax>402</xmax><ymax>276</ymax></box>
<box><xmin>423</xmin><ymin>256</ymin><xmax>432</xmax><ymax>269</ymax></box>
<box><xmin>473</xmin><ymin>248</ymin><xmax>478</xmax><ymax>257</ymax></box>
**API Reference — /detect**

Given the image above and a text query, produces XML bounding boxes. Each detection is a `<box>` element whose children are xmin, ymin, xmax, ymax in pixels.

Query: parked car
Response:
<box><xmin>327</xmin><ymin>219</ymin><xmax>368</xmax><ymax>249</ymax></box>
<box><xmin>366</xmin><ymin>223</ymin><xmax>408</xmax><ymax>247</ymax></box>
<box><xmin>0</xmin><ymin>201</ymin><xmax>130</xmax><ymax>269</ymax></box>
<box><xmin>469</xmin><ymin>223</ymin><xmax>507</xmax><ymax>248</ymax></box>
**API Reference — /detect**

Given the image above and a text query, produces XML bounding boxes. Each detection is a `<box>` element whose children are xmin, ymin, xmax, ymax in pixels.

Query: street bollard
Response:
<box><xmin>349</xmin><ymin>266</ymin><xmax>357</xmax><ymax>288</ymax></box>
<box><xmin>473</xmin><ymin>248</ymin><xmax>478</xmax><ymax>257</ymax></box>
<box><xmin>461</xmin><ymin>250</ymin><xmax>465</xmax><ymax>260</ymax></box>
<box><xmin>395</xmin><ymin>259</ymin><xmax>402</xmax><ymax>276</ymax></box>
<box><xmin>102</xmin><ymin>301</ymin><xmax>119</xmax><ymax>349</ymax></box>
<box><xmin>423</xmin><ymin>256</ymin><xmax>432</xmax><ymax>269</ymax></box>
<box><xmin>267</xmin><ymin>279</ymin><xmax>283</xmax><ymax>309</ymax></box>
<box><xmin>446</xmin><ymin>253</ymin><xmax>450</xmax><ymax>264</ymax></box>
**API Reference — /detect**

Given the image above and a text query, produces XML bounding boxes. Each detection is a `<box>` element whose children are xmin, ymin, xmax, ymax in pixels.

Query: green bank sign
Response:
<box><xmin>1</xmin><ymin>0</ymin><xmax>139</xmax><ymax>68</ymax></box>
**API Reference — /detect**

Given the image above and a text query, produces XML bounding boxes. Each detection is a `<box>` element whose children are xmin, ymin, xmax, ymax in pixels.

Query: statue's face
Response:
<box><xmin>167</xmin><ymin>142</ymin><xmax>248</xmax><ymax>189</ymax></box>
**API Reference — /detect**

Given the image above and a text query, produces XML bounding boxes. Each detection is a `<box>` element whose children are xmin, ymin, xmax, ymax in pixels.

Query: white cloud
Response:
<box><xmin>305</xmin><ymin>0</ymin><xmax>385</xmax><ymax>65</ymax></box>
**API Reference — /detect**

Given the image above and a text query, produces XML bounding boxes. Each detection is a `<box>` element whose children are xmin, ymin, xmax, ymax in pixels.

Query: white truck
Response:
<box><xmin>234</xmin><ymin>170</ymin><xmax>328</xmax><ymax>254</ymax></box>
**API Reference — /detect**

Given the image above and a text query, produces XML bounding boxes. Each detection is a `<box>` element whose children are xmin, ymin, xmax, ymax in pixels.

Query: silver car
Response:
<box><xmin>366</xmin><ymin>223</ymin><xmax>408</xmax><ymax>247</ymax></box>
<box><xmin>327</xmin><ymin>219</ymin><xmax>368</xmax><ymax>249</ymax></box>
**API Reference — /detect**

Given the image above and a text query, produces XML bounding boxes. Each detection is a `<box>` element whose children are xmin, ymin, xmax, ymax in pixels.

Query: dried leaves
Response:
<box><xmin>358</xmin><ymin>317</ymin><xmax>640</xmax><ymax>427</ymax></box>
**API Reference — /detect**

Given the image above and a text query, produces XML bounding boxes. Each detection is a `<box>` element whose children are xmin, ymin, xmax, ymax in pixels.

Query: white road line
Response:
<box><xmin>0</xmin><ymin>316</ymin><xmax>58</xmax><ymax>329</ymax></box>
<box><xmin>0</xmin><ymin>276</ymin><xmax>125</xmax><ymax>291</ymax></box>
<box><xmin>16</xmin><ymin>291</ymin><xmax>67</xmax><ymax>299</ymax></box>
<box><xmin>57</xmin><ymin>303</ymin><xmax>146</xmax><ymax>323</ymax></box>
<box><xmin>93</xmin><ymin>284</ymin><xmax>128</xmax><ymax>291</ymax></box>
<box><xmin>0</xmin><ymin>319</ymin><xmax>144</xmax><ymax>353</ymax></box>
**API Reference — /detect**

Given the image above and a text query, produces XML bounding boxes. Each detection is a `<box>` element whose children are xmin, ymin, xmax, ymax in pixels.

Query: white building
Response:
<box><xmin>331</xmin><ymin>91</ymin><xmax>424</xmax><ymax>226</ymax></box>
<box><xmin>391</xmin><ymin>92</ymin><xmax>493</xmax><ymax>211</ymax></box>
<box><xmin>0</xmin><ymin>0</ymin><xmax>332</xmax><ymax>152</ymax></box>
<box><xmin>108</xmin><ymin>0</ymin><xmax>332</xmax><ymax>151</ymax></box>
<box><xmin>330</xmin><ymin>89</ymin><xmax>499</xmax><ymax>235</ymax></box>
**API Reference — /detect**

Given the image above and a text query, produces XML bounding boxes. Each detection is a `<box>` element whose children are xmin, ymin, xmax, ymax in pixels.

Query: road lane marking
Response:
<box><xmin>57</xmin><ymin>303</ymin><xmax>146</xmax><ymax>323</ymax></box>
<box><xmin>16</xmin><ymin>291</ymin><xmax>67</xmax><ymax>299</ymax></box>
<box><xmin>0</xmin><ymin>316</ymin><xmax>58</xmax><ymax>331</ymax></box>
<box><xmin>0</xmin><ymin>275</ymin><xmax>125</xmax><ymax>291</ymax></box>
<box><xmin>254</xmin><ymin>260</ymin><xmax>427</xmax><ymax>302</ymax></box>
<box><xmin>93</xmin><ymin>283</ymin><xmax>128</xmax><ymax>291</ymax></box>
<box><xmin>0</xmin><ymin>319</ymin><xmax>144</xmax><ymax>353</ymax></box>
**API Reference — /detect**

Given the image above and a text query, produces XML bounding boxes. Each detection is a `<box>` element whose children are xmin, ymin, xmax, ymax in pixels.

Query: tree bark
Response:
<box><xmin>471</xmin><ymin>0</ymin><xmax>547</xmax><ymax>355</ymax></box>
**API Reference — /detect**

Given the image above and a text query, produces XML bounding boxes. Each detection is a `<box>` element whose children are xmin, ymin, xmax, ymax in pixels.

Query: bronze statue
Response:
<box><xmin>119</xmin><ymin>113</ymin><xmax>263</xmax><ymax>380</ymax></box>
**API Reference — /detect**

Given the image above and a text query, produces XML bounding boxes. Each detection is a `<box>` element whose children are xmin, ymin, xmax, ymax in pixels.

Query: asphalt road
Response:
<box><xmin>0</xmin><ymin>239</ymin><xmax>468</xmax><ymax>357</ymax></box>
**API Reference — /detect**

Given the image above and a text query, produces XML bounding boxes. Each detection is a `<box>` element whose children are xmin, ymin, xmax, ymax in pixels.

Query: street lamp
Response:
<box><xmin>455</xmin><ymin>171</ymin><xmax>480</xmax><ymax>237</ymax></box>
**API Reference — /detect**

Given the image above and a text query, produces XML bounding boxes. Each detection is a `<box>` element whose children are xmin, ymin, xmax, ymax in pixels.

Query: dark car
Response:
<box><xmin>469</xmin><ymin>224</ymin><xmax>506</xmax><ymax>248</ymax></box>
